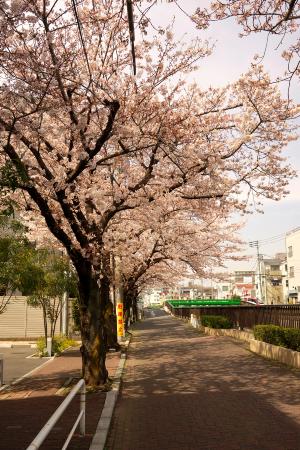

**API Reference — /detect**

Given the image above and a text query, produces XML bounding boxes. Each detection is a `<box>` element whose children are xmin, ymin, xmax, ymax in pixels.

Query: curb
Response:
<box><xmin>0</xmin><ymin>346</ymin><xmax>80</xmax><ymax>392</ymax></box>
<box><xmin>203</xmin><ymin>326</ymin><xmax>253</xmax><ymax>343</ymax></box>
<box><xmin>0</xmin><ymin>342</ymin><xmax>37</xmax><ymax>349</ymax></box>
<box><xmin>249</xmin><ymin>338</ymin><xmax>300</xmax><ymax>369</ymax></box>
<box><xmin>0</xmin><ymin>356</ymin><xmax>55</xmax><ymax>393</ymax></box>
<box><xmin>89</xmin><ymin>339</ymin><xmax>130</xmax><ymax>450</ymax></box>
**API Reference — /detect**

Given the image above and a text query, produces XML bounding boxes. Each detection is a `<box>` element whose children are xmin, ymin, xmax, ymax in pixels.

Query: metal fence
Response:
<box><xmin>26</xmin><ymin>378</ymin><xmax>85</xmax><ymax>450</ymax></box>
<box><xmin>167</xmin><ymin>303</ymin><xmax>300</xmax><ymax>330</ymax></box>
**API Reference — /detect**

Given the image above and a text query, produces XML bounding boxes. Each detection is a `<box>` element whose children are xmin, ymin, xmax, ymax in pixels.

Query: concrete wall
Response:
<box><xmin>250</xmin><ymin>339</ymin><xmax>300</xmax><ymax>369</ymax></box>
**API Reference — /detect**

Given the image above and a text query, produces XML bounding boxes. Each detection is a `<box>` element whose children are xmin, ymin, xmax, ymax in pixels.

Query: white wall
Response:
<box><xmin>286</xmin><ymin>228</ymin><xmax>300</xmax><ymax>302</ymax></box>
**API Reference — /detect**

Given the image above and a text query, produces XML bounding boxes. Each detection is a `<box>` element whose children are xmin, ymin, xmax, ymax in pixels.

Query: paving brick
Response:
<box><xmin>0</xmin><ymin>348</ymin><xmax>120</xmax><ymax>450</ymax></box>
<box><xmin>106</xmin><ymin>310</ymin><xmax>300</xmax><ymax>450</ymax></box>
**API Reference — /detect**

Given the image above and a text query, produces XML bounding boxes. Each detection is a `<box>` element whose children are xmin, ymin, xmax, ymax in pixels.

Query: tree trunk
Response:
<box><xmin>78</xmin><ymin>271</ymin><xmax>108</xmax><ymax>387</ymax></box>
<box><xmin>132</xmin><ymin>296</ymin><xmax>138</xmax><ymax>322</ymax></box>
<box><xmin>101</xmin><ymin>273</ymin><xmax>119</xmax><ymax>350</ymax></box>
<box><xmin>124</xmin><ymin>285</ymin><xmax>140</xmax><ymax>328</ymax></box>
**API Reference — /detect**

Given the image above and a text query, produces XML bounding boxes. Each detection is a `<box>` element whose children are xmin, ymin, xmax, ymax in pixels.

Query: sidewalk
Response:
<box><xmin>0</xmin><ymin>347</ymin><xmax>120</xmax><ymax>450</ymax></box>
<box><xmin>106</xmin><ymin>310</ymin><xmax>300</xmax><ymax>450</ymax></box>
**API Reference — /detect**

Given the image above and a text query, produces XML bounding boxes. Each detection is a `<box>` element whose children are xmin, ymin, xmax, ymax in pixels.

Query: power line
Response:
<box><xmin>248</xmin><ymin>233</ymin><xmax>285</xmax><ymax>245</ymax></box>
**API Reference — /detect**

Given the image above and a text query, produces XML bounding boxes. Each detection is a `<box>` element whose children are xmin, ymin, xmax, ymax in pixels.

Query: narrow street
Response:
<box><xmin>106</xmin><ymin>310</ymin><xmax>300</xmax><ymax>450</ymax></box>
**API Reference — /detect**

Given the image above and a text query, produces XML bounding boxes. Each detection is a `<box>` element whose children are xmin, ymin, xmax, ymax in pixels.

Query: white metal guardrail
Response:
<box><xmin>26</xmin><ymin>378</ymin><xmax>86</xmax><ymax>450</ymax></box>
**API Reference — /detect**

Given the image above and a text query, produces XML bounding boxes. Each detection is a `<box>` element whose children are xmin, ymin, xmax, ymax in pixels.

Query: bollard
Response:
<box><xmin>46</xmin><ymin>337</ymin><xmax>52</xmax><ymax>357</ymax></box>
<box><xmin>0</xmin><ymin>354</ymin><xmax>3</xmax><ymax>386</ymax></box>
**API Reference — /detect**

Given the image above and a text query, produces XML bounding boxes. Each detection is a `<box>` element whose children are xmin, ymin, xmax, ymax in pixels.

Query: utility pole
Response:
<box><xmin>249</xmin><ymin>241</ymin><xmax>263</xmax><ymax>302</ymax></box>
<box><xmin>61</xmin><ymin>291</ymin><xmax>69</xmax><ymax>336</ymax></box>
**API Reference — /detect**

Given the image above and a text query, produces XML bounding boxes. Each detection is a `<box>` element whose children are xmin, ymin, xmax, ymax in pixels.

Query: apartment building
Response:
<box><xmin>286</xmin><ymin>227</ymin><xmax>300</xmax><ymax>303</ymax></box>
<box><xmin>258</xmin><ymin>257</ymin><xmax>285</xmax><ymax>304</ymax></box>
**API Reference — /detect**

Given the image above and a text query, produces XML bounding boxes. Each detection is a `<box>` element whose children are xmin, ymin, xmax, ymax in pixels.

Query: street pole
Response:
<box><xmin>61</xmin><ymin>291</ymin><xmax>69</xmax><ymax>336</ymax></box>
<box><xmin>249</xmin><ymin>241</ymin><xmax>263</xmax><ymax>302</ymax></box>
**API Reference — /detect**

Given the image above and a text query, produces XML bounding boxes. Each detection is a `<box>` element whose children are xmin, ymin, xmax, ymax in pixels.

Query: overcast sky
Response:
<box><xmin>147</xmin><ymin>1</ymin><xmax>300</xmax><ymax>272</ymax></box>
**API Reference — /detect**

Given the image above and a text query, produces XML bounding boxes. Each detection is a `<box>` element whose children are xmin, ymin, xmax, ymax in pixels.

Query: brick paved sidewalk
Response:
<box><xmin>106</xmin><ymin>310</ymin><xmax>300</xmax><ymax>450</ymax></box>
<box><xmin>0</xmin><ymin>347</ymin><xmax>120</xmax><ymax>450</ymax></box>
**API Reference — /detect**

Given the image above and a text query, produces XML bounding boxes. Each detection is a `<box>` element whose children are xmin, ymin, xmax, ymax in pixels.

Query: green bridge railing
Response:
<box><xmin>167</xmin><ymin>298</ymin><xmax>241</xmax><ymax>308</ymax></box>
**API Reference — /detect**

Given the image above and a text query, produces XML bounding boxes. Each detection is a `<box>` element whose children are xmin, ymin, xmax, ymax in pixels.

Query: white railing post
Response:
<box><xmin>79</xmin><ymin>381</ymin><xmax>86</xmax><ymax>435</ymax></box>
<box><xmin>0</xmin><ymin>354</ymin><xmax>3</xmax><ymax>386</ymax></box>
<box><xmin>26</xmin><ymin>378</ymin><xmax>85</xmax><ymax>450</ymax></box>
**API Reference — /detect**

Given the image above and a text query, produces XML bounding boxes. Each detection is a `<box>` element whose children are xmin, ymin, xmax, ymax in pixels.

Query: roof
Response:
<box><xmin>261</xmin><ymin>259</ymin><xmax>282</xmax><ymax>265</ymax></box>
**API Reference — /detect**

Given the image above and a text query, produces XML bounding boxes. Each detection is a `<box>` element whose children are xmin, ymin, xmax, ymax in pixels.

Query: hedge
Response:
<box><xmin>200</xmin><ymin>315</ymin><xmax>232</xmax><ymax>329</ymax></box>
<box><xmin>253</xmin><ymin>325</ymin><xmax>300</xmax><ymax>352</ymax></box>
<box><xmin>36</xmin><ymin>336</ymin><xmax>76</xmax><ymax>356</ymax></box>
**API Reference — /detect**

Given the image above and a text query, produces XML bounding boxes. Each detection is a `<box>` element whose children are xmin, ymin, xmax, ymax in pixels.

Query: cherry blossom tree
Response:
<box><xmin>0</xmin><ymin>0</ymin><xmax>298</xmax><ymax>386</ymax></box>
<box><xmin>105</xmin><ymin>201</ymin><xmax>248</xmax><ymax>324</ymax></box>
<box><xmin>192</xmin><ymin>0</ymin><xmax>300</xmax><ymax>85</ymax></box>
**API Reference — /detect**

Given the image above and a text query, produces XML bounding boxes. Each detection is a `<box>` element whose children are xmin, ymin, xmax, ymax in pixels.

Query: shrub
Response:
<box><xmin>253</xmin><ymin>325</ymin><xmax>300</xmax><ymax>351</ymax></box>
<box><xmin>36</xmin><ymin>336</ymin><xmax>76</xmax><ymax>356</ymax></box>
<box><xmin>281</xmin><ymin>328</ymin><xmax>300</xmax><ymax>351</ymax></box>
<box><xmin>200</xmin><ymin>315</ymin><xmax>232</xmax><ymax>329</ymax></box>
<box><xmin>253</xmin><ymin>325</ymin><xmax>284</xmax><ymax>346</ymax></box>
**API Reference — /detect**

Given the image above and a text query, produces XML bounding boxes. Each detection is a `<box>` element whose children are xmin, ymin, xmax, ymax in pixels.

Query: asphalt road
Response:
<box><xmin>0</xmin><ymin>346</ymin><xmax>50</xmax><ymax>385</ymax></box>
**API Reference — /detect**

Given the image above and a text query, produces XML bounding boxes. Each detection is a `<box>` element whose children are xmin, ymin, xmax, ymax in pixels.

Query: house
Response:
<box><xmin>217</xmin><ymin>280</ymin><xmax>233</xmax><ymax>299</ymax></box>
<box><xmin>233</xmin><ymin>271</ymin><xmax>256</xmax><ymax>300</ymax></box>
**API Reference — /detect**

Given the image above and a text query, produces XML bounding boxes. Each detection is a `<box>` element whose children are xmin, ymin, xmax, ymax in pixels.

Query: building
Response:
<box><xmin>280</xmin><ymin>259</ymin><xmax>289</xmax><ymax>303</ymax></box>
<box><xmin>258</xmin><ymin>256</ymin><xmax>285</xmax><ymax>304</ymax></box>
<box><xmin>217</xmin><ymin>280</ymin><xmax>233</xmax><ymax>299</ymax></box>
<box><xmin>233</xmin><ymin>271</ymin><xmax>256</xmax><ymax>300</ymax></box>
<box><xmin>141</xmin><ymin>288</ymin><xmax>163</xmax><ymax>306</ymax></box>
<box><xmin>286</xmin><ymin>227</ymin><xmax>300</xmax><ymax>303</ymax></box>
<box><xmin>0</xmin><ymin>295</ymin><xmax>72</xmax><ymax>339</ymax></box>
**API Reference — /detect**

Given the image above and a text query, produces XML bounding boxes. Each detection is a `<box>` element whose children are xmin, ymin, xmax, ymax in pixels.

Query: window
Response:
<box><xmin>222</xmin><ymin>286</ymin><xmax>229</xmax><ymax>291</ymax></box>
<box><xmin>290</xmin><ymin>266</ymin><xmax>295</xmax><ymax>277</ymax></box>
<box><xmin>286</xmin><ymin>280</ymin><xmax>289</xmax><ymax>287</ymax></box>
<box><xmin>235</xmin><ymin>277</ymin><xmax>243</xmax><ymax>283</ymax></box>
<box><xmin>270</xmin><ymin>265</ymin><xmax>279</xmax><ymax>271</ymax></box>
<box><xmin>288</xmin><ymin>246</ymin><xmax>293</xmax><ymax>257</ymax></box>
